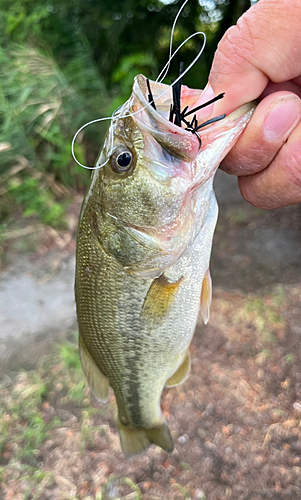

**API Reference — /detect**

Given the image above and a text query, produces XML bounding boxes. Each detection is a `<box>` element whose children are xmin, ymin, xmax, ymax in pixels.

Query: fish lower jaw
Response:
<box><xmin>122</xmin><ymin>220</ymin><xmax>197</xmax><ymax>277</ymax></box>
<box><xmin>121</xmin><ymin>236</ymin><xmax>195</xmax><ymax>279</ymax></box>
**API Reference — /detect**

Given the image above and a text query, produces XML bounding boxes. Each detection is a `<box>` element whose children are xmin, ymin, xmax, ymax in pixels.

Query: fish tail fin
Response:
<box><xmin>118</xmin><ymin>419</ymin><xmax>174</xmax><ymax>457</ymax></box>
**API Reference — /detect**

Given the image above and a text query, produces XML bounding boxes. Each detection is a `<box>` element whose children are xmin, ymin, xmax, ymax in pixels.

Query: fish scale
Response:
<box><xmin>75</xmin><ymin>74</ymin><xmax>255</xmax><ymax>456</ymax></box>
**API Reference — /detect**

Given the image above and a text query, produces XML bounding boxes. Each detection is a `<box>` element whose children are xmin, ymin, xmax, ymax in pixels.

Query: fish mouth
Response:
<box><xmin>130</xmin><ymin>74</ymin><xmax>255</xmax><ymax>164</ymax></box>
<box><xmin>130</xmin><ymin>75</ymin><xmax>202</xmax><ymax>162</ymax></box>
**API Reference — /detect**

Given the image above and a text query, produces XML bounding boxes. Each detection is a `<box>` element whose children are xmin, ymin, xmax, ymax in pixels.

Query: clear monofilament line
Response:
<box><xmin>71</xmin><ymin>0</ymin><xmax>206</xmax><ymax>170</ymax></box>
<box><xmin>156</xmin><ymin>0</ymin><xmax>190</xmax><ymax>84</ymax></box>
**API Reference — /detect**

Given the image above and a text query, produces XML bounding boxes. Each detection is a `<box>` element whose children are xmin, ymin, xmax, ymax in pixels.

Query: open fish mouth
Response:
<box><xmin>129</xmin><ymin>74</ymin><xmax>207</xmax><ymax>162</ymax></box>
<box><xmin>129</xmin><ymin>74</ymin><xmax>255</xmax><ymax>167</ymax></box>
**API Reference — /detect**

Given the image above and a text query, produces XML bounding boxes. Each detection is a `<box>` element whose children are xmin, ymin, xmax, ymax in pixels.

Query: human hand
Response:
<box><xmin>202</xmin><ymin>0</ymin><xmax>301</xmax><ymax>209</ymax></box>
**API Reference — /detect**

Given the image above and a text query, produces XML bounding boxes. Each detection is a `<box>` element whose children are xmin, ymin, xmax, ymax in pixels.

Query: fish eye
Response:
<box><xmin>111</xmin><ymin>147</ymin><xmax>134</xmax><ymax>174</ymax></box>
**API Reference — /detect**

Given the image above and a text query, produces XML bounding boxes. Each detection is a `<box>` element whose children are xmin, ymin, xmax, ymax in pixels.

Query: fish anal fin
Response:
<box><xmin>118</xmin><ymin>419</ymin><xmax>174</xmax><ymax>457</ymax></box>
<box><xmin>141</xmin><ymin>274</ymin><xmax>184</xmax><ymax>327</ymax></box>
<box><xmin>200</xmin><ymin>268</ymin><xmax>212</xmax><ymax>325</ymax></box>
<box><xmin>165</xmin><ymin>351</ymin><xmax>191</xmax><ymax>388</ymax></box>
<box><xmin>79</xmin><ymin>335</ymin><xmax>109</xmax><ymax>403</ymax></box>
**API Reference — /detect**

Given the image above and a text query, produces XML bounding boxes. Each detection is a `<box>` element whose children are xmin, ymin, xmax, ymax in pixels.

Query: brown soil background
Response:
<box><xmin>1</xmin><ymin>172</ymin><xmax>301</xmax><ymax>500</ymax></box>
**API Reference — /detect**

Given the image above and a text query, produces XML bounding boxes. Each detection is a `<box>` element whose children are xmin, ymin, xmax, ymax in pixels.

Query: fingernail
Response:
<box><xmin>264</xmin><ymin>95</ymin><xmax>301</xmax><ymax>141</ymax></box>
<box><xmin>194</xmin><ymin>83</ymin><xmax>216</xmax><ymax>120</ymax></box>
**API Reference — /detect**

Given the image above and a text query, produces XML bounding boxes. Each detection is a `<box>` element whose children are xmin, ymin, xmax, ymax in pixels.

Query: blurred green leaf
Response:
<box><xmin>0</xmin><ymin>0</ymin><xmax>251</xmax><ymax>230</ymax></box>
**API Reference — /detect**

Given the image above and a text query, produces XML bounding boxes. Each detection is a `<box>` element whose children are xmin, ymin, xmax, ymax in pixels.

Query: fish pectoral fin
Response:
<box><xmin>118</xmin><ymin>419</ymin><xmax>174</xmax><ymax>457</ymax></box>
<box><xmin>141</xmin><ymin>274</ymin><xmax>184</xmax><ymax>327</ymax></box>
<box><xmin>200</xmin><ymin>268</ymin><xmax>212</xmax><ymax>325</ymax></box>
<box><xmin>79</xmin><ymin>335</ymin><xmax>109</xmax><ymax>403</ymax></box>
<box><xmin>165</xmin><ymin>351</ymin><xmax>191</xmax><ymax>388</ymax></box>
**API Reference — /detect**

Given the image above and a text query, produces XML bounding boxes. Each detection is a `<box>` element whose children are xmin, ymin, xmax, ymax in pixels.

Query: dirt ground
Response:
<box><xmin>1</xmin><ymin>173</ymin><xmax>301</xmax><ymax>500</ymax></box>
<box><xmin>2</xmin><ymin>283</ymin><xmax>301</xmax><ymax>500</ymax></box>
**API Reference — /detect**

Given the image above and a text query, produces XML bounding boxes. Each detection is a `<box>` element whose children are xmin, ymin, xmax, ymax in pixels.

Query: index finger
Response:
<box><xmin>207</xmin><ymin>0</ymin><xmax>301</xmax><ymax>115</ymax></box>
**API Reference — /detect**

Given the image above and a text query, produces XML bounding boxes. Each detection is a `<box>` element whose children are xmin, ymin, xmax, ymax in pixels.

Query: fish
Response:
<box><xmin>75</xmin><ymin>73</ymin><xmax>255</xmax><ymax>457</ymax></box>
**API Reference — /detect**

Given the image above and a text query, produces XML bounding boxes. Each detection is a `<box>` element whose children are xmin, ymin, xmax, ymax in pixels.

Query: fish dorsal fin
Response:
<box><xmin>200</xmin><ymin>268</ymin><xmax>212</xmax><ymax>325</ymax></box>
<box><xmin>79</xmin><ymin>335</ymin><xmax>109</xmax><ymax>403</ymax></box>
<box><xmin>118</xmin><ymin>419</ymin><xmax>174</xmax><ymax>457</ymax></box>
<box><xmin>141</xmin><ymin>274</ymin><xmax>184</xmax><ymax>327</ymax></box>
<box><xmin>165</xmin><ymin>350</ymin><xmax>191</xmax><ymax>388</ymax></box>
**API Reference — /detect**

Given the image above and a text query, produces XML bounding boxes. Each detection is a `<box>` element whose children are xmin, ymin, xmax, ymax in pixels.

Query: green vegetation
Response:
<box><xmin>0</xmin><ymin>0</ymin><xmax>252</xmax><ymax>241</ymax></box>
<box><xmin>171</xmin><ymin>483</ymin><xmax>191</xmax><ymax>499</ymax></box>
<box><xmin>230</xmin><ymin>286</ymin><xmax>288</xmax><ymax>365</ymax></box>
<box><xmin>226</xmin><ymin>207</ymin><xmax>264</xmax><ymax>225</ymax></box>
<box><xmin>285</xmin><ymin>354</ymin><xmax>296</xmax><ymax>364</ymax></box>
<box><xmin>0</xmin><ymin>335</ymin><xmax>86</xmax><ymax>497</ymax></box>
<box><xmin>56</xmin><ymin>337</ymin><xmax>82</xmax><ymax>371</ymax></box>
<box><xmin>239</xmin><ymin>291</ymin><xmax>285</xmax><ymax>341</ymax></box>
<box><xmin>0</xmin><ymin>333</ymin><xmax>150</xmax><ymax>498</ymax></box>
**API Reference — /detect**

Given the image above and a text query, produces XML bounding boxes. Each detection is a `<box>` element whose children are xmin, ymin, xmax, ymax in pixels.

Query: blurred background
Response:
<box><xmin>1</xmin><ymin>1</ymin><xmax>301</xmax><ymax>499</ymax></box>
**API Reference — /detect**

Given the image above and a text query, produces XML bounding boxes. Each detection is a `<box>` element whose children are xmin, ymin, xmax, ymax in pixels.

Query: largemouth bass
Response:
<box><xmin>75</xmin><ymin>74</ymin><xmax>254</xmax><ymax>456</ymax></box>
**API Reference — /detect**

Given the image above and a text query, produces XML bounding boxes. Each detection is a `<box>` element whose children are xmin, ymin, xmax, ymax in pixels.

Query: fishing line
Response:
<box><xmin>71</xmin><ymin>0</ymin><xmax>207</xmax><ymax>170</ymax></box>
<box><xmin>71</xmin><ymin>31</ymin><xmax>206</xmax><ymax>170</ymax></box>
<box><xmin>156</xmin><ymin>0</ymin><xmax>190</xmax><ymax>84</ymax></box>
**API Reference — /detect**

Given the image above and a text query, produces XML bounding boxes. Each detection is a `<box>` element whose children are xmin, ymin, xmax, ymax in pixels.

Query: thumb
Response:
<box><xmin>204</xmin><ymin>0</ymin><xmax>301</xmax><ymax>115</ymax></box>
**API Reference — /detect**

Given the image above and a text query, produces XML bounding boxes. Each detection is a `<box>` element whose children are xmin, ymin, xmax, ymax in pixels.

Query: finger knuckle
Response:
<box><xmin>238</xmin><ymin>177</ymin><xmax>257</xmax><ymax>206</ymax></box>
<box><xmin>238</xmin><ymin>177</ymin><xmax>267</xmax><ymax>209</ymax></box>
<box><xmin>213</xmin><ymin>19</ymin><xmax>255</xmax><ymax>78</ymax></box>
